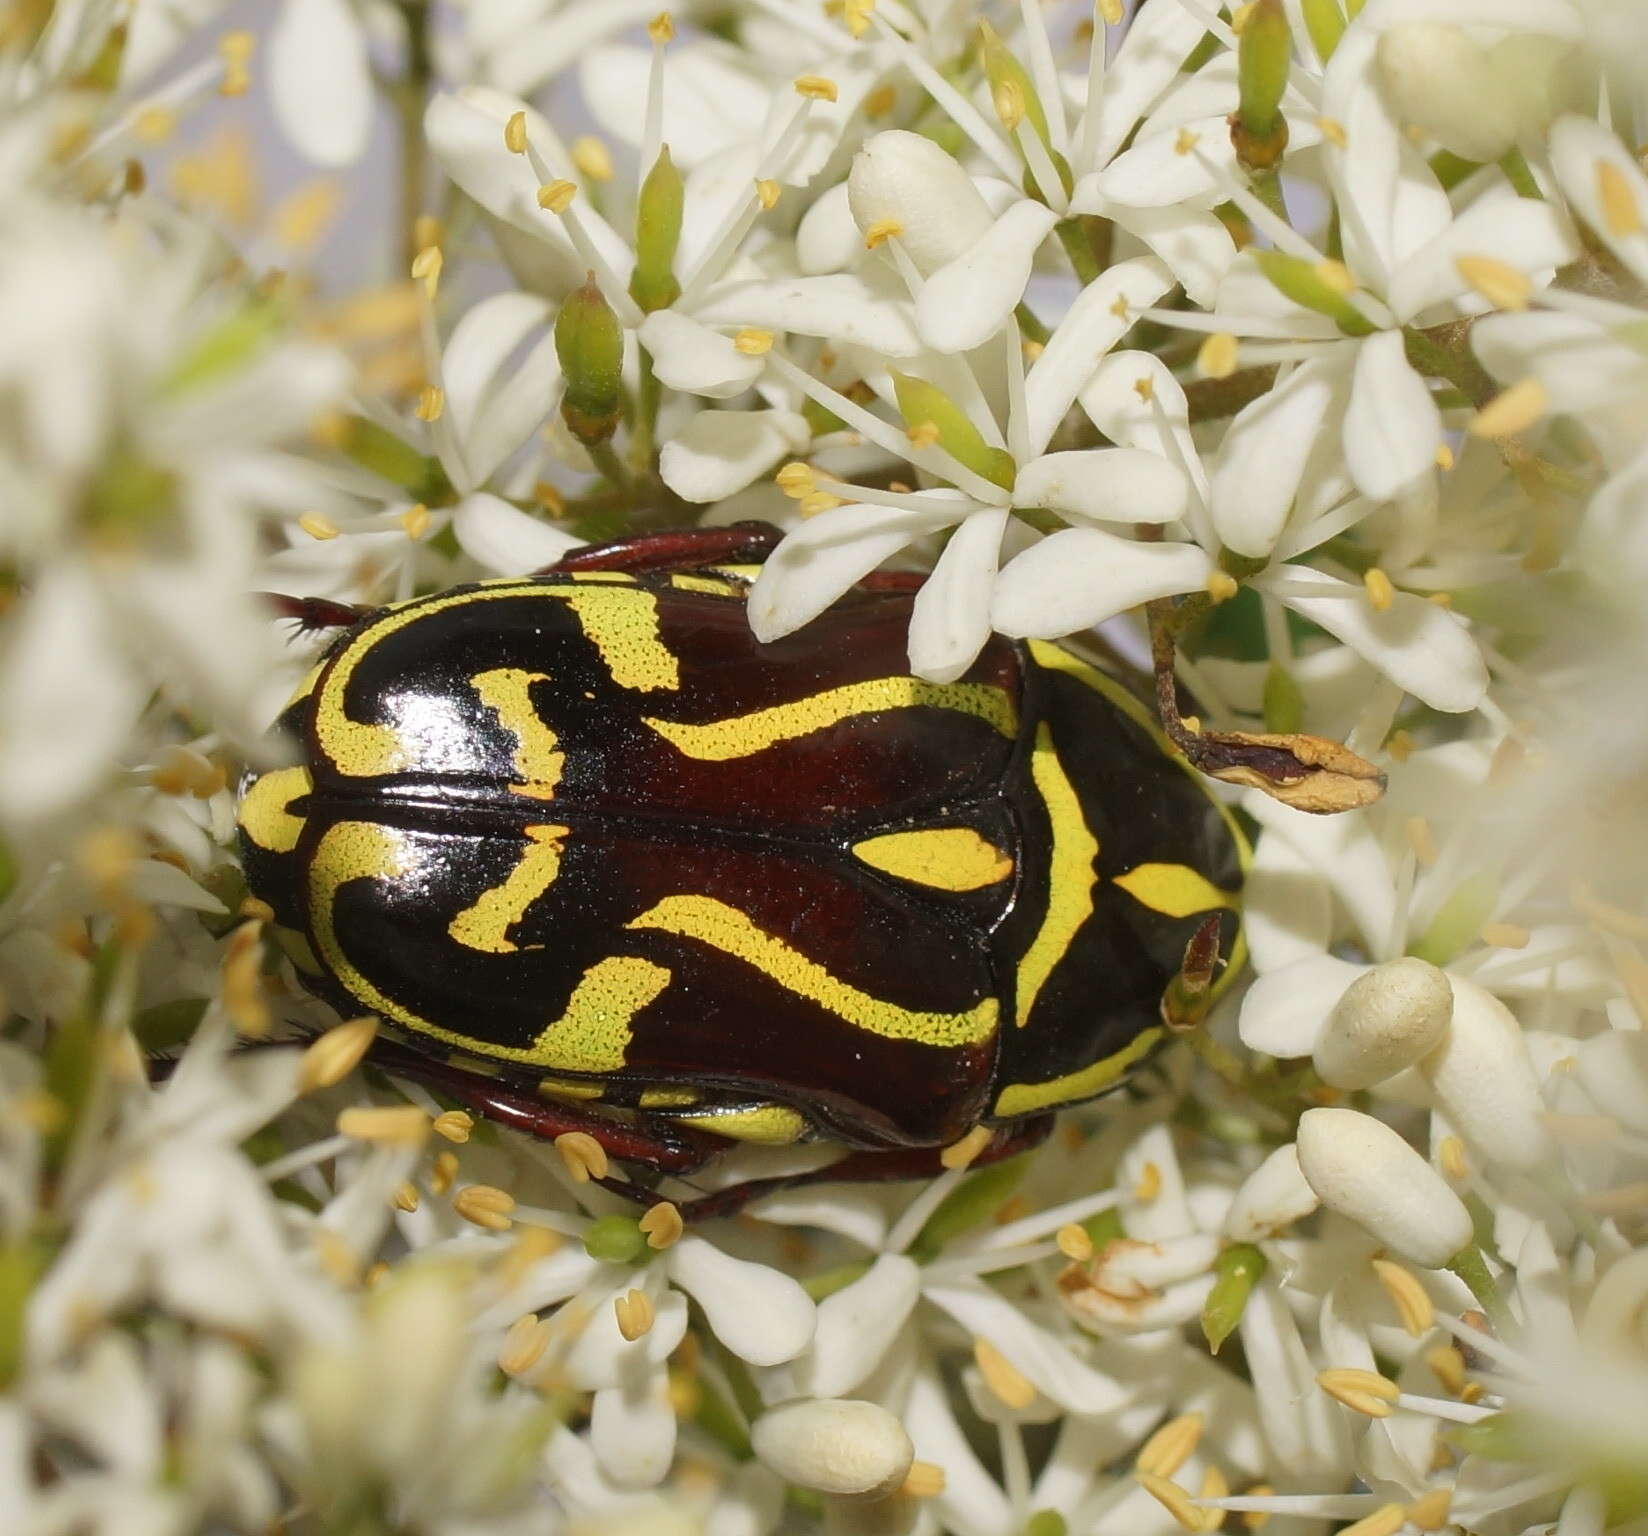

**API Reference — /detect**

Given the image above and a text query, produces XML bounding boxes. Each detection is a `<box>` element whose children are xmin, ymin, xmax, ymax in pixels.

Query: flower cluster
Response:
<box><xmin>1</xmin><ymin>0</ymin><xmax>1647</xmax><ymax>1533</ymax></box>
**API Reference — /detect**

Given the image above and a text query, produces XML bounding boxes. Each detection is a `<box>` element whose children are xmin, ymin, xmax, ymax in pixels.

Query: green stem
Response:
<box><xmin>1014</xmin><ymin>302</ymin><xmax>1050</xmax><ymax>347</ymax></box>
<box><xmin>1056</xmin><ymin>218</ymin><xmax>1103</xmax><ymax>285</ymax></box>
<box><xmin>1447</xmin><ymin>1244</ymin><xmax>1516</xmax><ymax>1337</ymax></box>
<box><xmin>1402</xmin><ymin>323</ymin><xmax>1497</xmax><ymax>409</ymax></box>
<box><xmin>394</xmin><ymin>1</ymin><xmax>434</xmax><ymax>276</ymax></box>
<box><xmin>630</xmin><ymin>347</ymin><xmax>663</xmax><ymax>474</ymax></box>
<box><xmin>587</xmin><ymin>439</ymin><xmax>633</xmax><ymax>497</ymax></box>
<box><xmin>1498</xmin><ymin>147</ymin><xmax>1542</xmax><ymax>200</ymax></box>
<box><xmin>1248</xmin><ymin>169</ymin><xmax>1289</xmax><ymax>223</ymax></box>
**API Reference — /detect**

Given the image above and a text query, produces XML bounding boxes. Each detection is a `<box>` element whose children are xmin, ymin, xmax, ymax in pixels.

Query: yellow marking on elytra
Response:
<box><xmin>628</xmin><ymin>894</ymin><xmax>998</xmax><ymax>1047</ymax></box>
<box><xmin>638</xmin><ymin>1086</ymin><xmax>699</xmax><ymax>1108</ymax></box>
<box><xmin>669</xmin><ymin>573</ymin><xmax>743</xmax><ymax>596</ymax></box>
<box><xmin>313</xmin><ymin>583</ymin><xmax>678</xmax><ymax>777</ymax></box>
<box><xmin>992</xmin><ymin>1026</ymin><xmax>1163</xmax><ymax>1118</ymax></box>
<box><xmin>1015</xmin><ymin>724</ymin><xmax>1099</xmax><ymax>1026</ymax></box>
<box><xmin>446</xmin><ymin>825</ymin><xmax>568</xmax><ymax>953</ymax></box>
<box><xmin>237</xmin><ymin>766</ymin><xmax>313</xmax><ymax>853</ymax></box>
<box><xmin>469</xmin><ymin>668</ymin><xmax>565</xmax><ymax>797</ymax></box>
<box><xmin>307</xmin><ymin>821</ymin><xmax>664</xmax><ymax>1072</ymax></box>
<box><xmin>538</xmin><ymin>1076</ymin><xmax>604</xmax><ymax>1101</ymax></box>
<box><xmin>670</xmin><ymin>1102</ymin><xmax>806</xmax><ymax>1144</ymax></box>
<box><xmin>1113</xmin><ymin>862</ymin><xmax>1236</xmax><ymax>919</ymax></box>
<box><xmin>643</xmin><ymin>677</ymin><xmax>1016</xmax><ymax>762</ymax></box>
<box><xmin>851</xmin><ymin>827</ymin><xmax>1014</xmax><ymax>891</ymax></box>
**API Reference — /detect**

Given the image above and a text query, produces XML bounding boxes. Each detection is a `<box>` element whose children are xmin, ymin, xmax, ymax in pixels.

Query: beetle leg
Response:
<box><xmin>855</xmin><ymin>569</ymin><xmax>928</xmax><ymax>593</ymax></box>
<box><xmin>663</xmin><ymin>1115</ymin><xmax>1055</xmax><ymax>1223</ymax></box>
<box><xmin>255</xmin><ymin>593</ymin><xmax>378</xmax><ymax>633</ymax></box>
<box><xmin>544</xmin><ymin>521</ymin><xmax>784</xmax><ymax>576</ymax></box>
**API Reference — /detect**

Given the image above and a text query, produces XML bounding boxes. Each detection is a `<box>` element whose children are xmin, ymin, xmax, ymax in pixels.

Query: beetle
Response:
<box><xmin>238</xmin><ymin>523</ymin><xmax>1245</xmax><ymax>1216</ymax></box>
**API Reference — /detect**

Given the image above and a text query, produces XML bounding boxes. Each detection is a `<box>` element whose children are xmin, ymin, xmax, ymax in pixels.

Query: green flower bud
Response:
<box><xmin>1026</xmin><ymin>1513</ymin><xmax>1069</xmax><ymax>1536</ymax></box>
<box><xmin>891</xmin><ymin>372</ymin><xmax>1016</xmax><ymax>492</ymax></box>
<box><xmin>909</xmin><ymin>1156</ymin><xmax>1026</xmax><ymax>1259</ymax></box>
<box><xmin>333</xmin><ymin>415</ymin><xmax>452</xmax><ymax>504</ymax></box>
<box><xmin>1201</xmin><ymin>1242</ymin><xmax>1266</xmax><ymax>1354</ymax></box>
<box><xmin>1251</xmin><ymin>250</ymin><xmax>1375</xmax><ymax>337</ymax></box>
<box><xmin>1233</xmin><ymin>0</ymin><xmax>1291</xmax><ymax>170</ymax></box>
<box><xmin>1300</xmin><ymin>0</ymin><xmax>1346</xmax><ymax>65</ymax></box>
<box><xmin>555</xmin><ymin>275</ymin><xmax>625</xmax><ymax>446</ymax></box>
<box><xmin>583</xmin><ymin>1214</ymin><xmax>650</xmax><ymax>1265</ymax></box>
<box><xmin>629</xmin><ymin>146</ymin><xmax>683</xmax><ymax>314</ymax></box>
<box><xmin>165</xmin><ymin>298</ymin><xmax>281</xmax><ymax>394</ymax></box>
<box><xmin>1409</xmin><ymin>871</ymin><xmax>1498</xmax><ymax>967</ymax></box>
<box><xmin>1262</xmin><ymin>659</ymin><xmax>1305</xmax><ymax>733</ymax></box>
<box><xmin>978</xmin><ymin>22</ymin><xmax>1072</xmax><ymax>197</ymax></box>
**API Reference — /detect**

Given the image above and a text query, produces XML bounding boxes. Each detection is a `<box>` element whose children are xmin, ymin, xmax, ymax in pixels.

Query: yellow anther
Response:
<box><xmin>907</xmin><ymin>420</ymin><xmax>941</xmax><ymax>448</ymax></box>
<box><xmin>1206</xmin><ymin>571</ymin><xmax>1239</xmax><ymax>604</ymax></box>
<box><xmin>1435</xmin><ymin>441</ymin><xmax>1455</xmax><ymax>471</ymax></box>
<box><xmin>798</xmin><ymin>491</ymin><xmax>844</xmax><ymax>518</ymax></box>
<box><xmin>1174</xmin><ymin>127</ymin><xmax>1200</xmax><ymax>156</ymax></box>
<box><xmin>1455</xmin><ymin>254</ymin><xmax>1532</xmax><ymax>312</ymax></box>
<box><xmin>902</xmin><ymin>1461</ymin><xmax>946</xmax><ymax>1498</ymax></box>
<box><xmin>1098</xmin><ymin>0</ymin><xmax>1124</xmax><ymax>22</ymax></box>
<box><xmin>647</xmin><ymin>12</ymin><xmax>675</xmax><ymax>44</ymax></box>
<box><xmin>734</xmin><ymin>327</ymin><xmax>774</xmax><ymax>356</ymax></box>
<box><xmin>1316</xmin><ymin>1366</ymin><xmax>1400</xmax><ymax>1418</ymax></box>
<box><xmin>454</xmin><ymin>1183</ymin><xmax>517</xmax><ymax>1230</ymax></box>
<box><xmin>1135</xmin><ymin>1471</ymin><xmax>1203</xmax><ymax>1533</ymax></box>
<box><xmin>1317</xmin><ymin>116</ymin><xmax>1348</xmax><ymax>148</ymax></box>
<box><xmin>794</xmin><ymin>74</ymin><xmax>839</xmax><ymax>102</ymax></box>
<box><xmin>410</xmin><ymin>243</ymin><xmax>443</xmax><ymax>296</ymax></box>
<box><xmin>1363</xmin><ymin>567</ymin><xmax>1395</xmax><ymax>612</ymax></box>
<box><xmin>1133</xmin><ymin>1161</ymin><xmax>1163</xmax><ymax>1202</ymax></box>
<box><xmin>1597</xmin><ymin>159</ymin><xmax>1642</xmax><ymax>237</ymax></box>
<box><xmin>1137</xmin><ymin>1412</ymin><xmax>1205</xmax><ymax>1479</ymax></box>
<box><xmin>1056</xmin><ymin>1223</ymin><xmax>1094</xmax><ymax>1262</ymax></box>
<box><xmin>496</xmin><ymin>1224</ymin><xmax>563</xmax><ymax>1289</ymax></box>
<box><xmin>217</xmin><ymin>31</ymin><xmax>254</xmax><ymax>96</ymax></box>
<box><xmin>1133</xmin><ymin>374</ymin><xmax>1155</xmax><ymax>401</ymax></box>
<box><xmin>1241</xmin><ymin>1487</ymin><xmax>1274</xmax><ymax>1530</ymax></box>
<box><xmin>1198</xmin><ymin>1466</ymin><xmax>1230</xmax><ymax>1532</ymax></box>
<box><xmin>1480</xmin><ymin>922</ymin><xmax>1530</xmax><ymax>949</ymax></box>
<box><xmin>842</xmin><ymin>0</ymin><xmax>876</xmax><ymax>38</ymax></box>
<box><xmin>865</xmin><ymin>83</ymin><xmax>897</xmax><ymax>119</ymax></box>
<box><xmin>614</xmin><ymin>1287</ymin><xmax>656</xmax><ymax>1341</ymax></box>
<box><xmin>415</xmin><ymin>385</ymin><xmax>445</xmax><ymax>422</ymax></box>
<box><xmin>1424</xmin><ymin>1343</ymin><xmax>1467</xmax><ymax>1395</ymax></box>
<box><xmin>640</xmin><ymin>1201</ymin><xmax>684</xmax><ymax>1249</ymax></box>
<box><xmin>1314</xmin><ymin>259</ymin><xmax>1355</xmax><ymax>294</ymax></box>
<box><xmin>393</xmin><ymin>1181</ymin><xmax>420</xmax><ymax>1213</ymax></box>
<box><xmin>571</xmin><ymin>135</ymin><xmax>613</xmax><ymax>182</ymax></box>
<box><xmin>135</xmin><ymin>106</ymin><xmax>177</xmax><ymax>143</ymax></box>
<box><xmin>336</xmin><ymin>1105</ymin><xmax>432</xmax><ymax>1145</ymax></box>
<box><xmin>941</xmin><ymin>1125</ymin><xmax>995</xmax><ymax>1170</ymax></box>
<box><xmin>775</xmin><ymin>461</ymin><xmax>816</xmax><ymax>495</ymax></box>
<box><xmin>1468</xmin><ymin>377</ymin><xmax>1547</xmax><ymax>439</ymax></box>
<box><xmin>430</xmin><ymin>1149</ymin><xmax>460</xmax><ymax>1196</ymax></box>
<box><xmin>537</xmin><ymin>180</ymin><xmax>577</xmax><ymax>213</ymax></box>
<box><xmin>1197</xmin><ymin>333</ymin><xmax>1239</xmax><ymax>380</ymax></box>
<box><xmin>755</xmin><ymin>178</ymin><xmax>781</xmax><ymax>210</ymax></box>
<box><xmin>413</xmin><ymin>214</ymin><xmax>444</xmax><ymax>251</ymax></box>
<box><xmin>433</xmin><ymin>1110</ymin><xmax>474</xmax><ymax>1143</ymax></box>
<box><xmin>1439</xmin><ymin>1135</ymin><xmax>1469</xmax><ymax>1180</ymax></box>
<box><xmin>1407</xmin><ymin>1490</ymin><xmax>1452</xmax><ymax>1531</ymax></box>
<box><xmin>973</xmin><ymin>1336</ymin><xmax>1036</xmax><ymax>1409</ymax></box>
<box><xmin>1459</xmin><ymin>1380</ymin><xmax>1486</xmax><ymax>1404</ymax></box>
<box><xmin>993</xmin><ymin>79</ymin><xmax>1026</xmax><ymax>132</ymax></box>
<box><xmin>298</xmin><ymin>512</ymin><xmax>340</xmax><ymax>541</ymax></box>
<box><xmin>1386</xmin><ymin>728</ymin><xmax>1416</xmax><ymax>763</ymax></box>
<box><xmin>299</xmin><ymin>1017</ymin><xmax>379</xmax><ymax>1092</ymax></box>
<box><xmin>499</xmin><ymin>1313</ymin><xmax>551</xmax><ymax>1376</ymax></box>
<box><xmin>1338</xmin><ymin>1505</ymin><xmax>1407</xmax><ymax>1536</ymax></box>
<box><xmin>555</xmin><ymin>1130</ymin><xmax>609</xmax><ymax>1182</ymax></box>
<box><xmin>864</xmin><ymin>217</ymin><xmax>903</xmax><ymax>249</ymax></box>
<box><xmin>504</xmin><ymin>111</ymin><xmax>529</xmax><ymax>154</ymax></box>
<box><xmin>400</xmin><ymin>503</ymin><xmax>432</xmax><ymax>539</ymax></box>
<box><xmin>312</xmin><ymin>1228</ymin><xmax>361</xmax><ymax>1285</ymax></box>
<box><xmin>1372</xmin><ymin>1259</ymin><xmax>1435</xmax><ymax>1337</ymax></box>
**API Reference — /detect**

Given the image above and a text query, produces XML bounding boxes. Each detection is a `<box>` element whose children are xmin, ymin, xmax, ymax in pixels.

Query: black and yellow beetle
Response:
<box><xmin>238</xmin><ymin>523</ymin><xmax>1244</xmax><ymax>1214</ymax></box>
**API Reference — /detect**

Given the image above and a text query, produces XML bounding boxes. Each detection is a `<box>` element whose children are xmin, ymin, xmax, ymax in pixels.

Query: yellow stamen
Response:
<box><xmin>1387</xmin><ymin>728</ymin><xmax>1415</xmax><ymax>762</ymax></box>
<box><xmin>901</xmin><ymin>1461</ymin><xmax>946</xmax><ymax>1498</ymax></box>
<box><xmin>1198</xmin><ymin>1466</ymin><xmax>1230</xmax><ymax>1533</ymax></box>
<box><xmin>537</xmin><ymin>180</ymin><xmax>577</xmax><ymax>213</ymax></box>
<box><xmin>1372</xmin><ymin>1259</ymin><xmax>1434</xmax><ymax>1337</ymax></box>
<box><xmin>1317</xmin><ymin>1366</ymin><xmax>1399</xmax><ymax>1418</ymax></box>
<box><xmin>907</xmin><ymin>420</ymin><xmax>941</xmax><ymax>448</ymax></box>
<box><xmin>1135</xmin><ymin>1471</ymin><xmax>1202</xmax><ymax>1533</ymax></box>
<box><xmin>410</xmin><ymin>243</ymin><xmax>443</xmax><ymax>297</ymax></box>
<box><xmin>239</xmin><ymin>896</ymin><xmax>276</xmax><ymax>923</ymax></box>
<box><xmin>571</xmin><ymin>135</ymin><xmax>613</xmax><ymax>182</ymax></box>
<box><xmin>973</xmin><ymin>1336</ymin><xmax>1036</xmax><ymax>1409</ymax></box>
<box><xmin>1439</xmin><ymin>1136</ymin><xmax>1469</xmax><ymax>1180</ymax></box>
<box><xmin>1467</xmin><ymin>377</ymin><xmax>1547</xmax><ymax>439</ymax></box>
<box><xmin>504</xmin><ymin>111</ymin><xmax>529</xmax><ymax>154</ymax></box>
<box><xmin>1597</xmin><ymin>159</ymin><xmax>1642</xmax><ymax>237</ymax></box>
<box><xmin>1363</xmin><ymin>567</ymin><xmax>1395</xmax><ymax>612</ymax></box>
<box><xmin>1137</xmin><ymin>1412</ymin><xmax>1205</xmax><ymax>1479</ymax></box>
<box><xmin>776</xmin><ymin>462</ymin><xmax>816</xmax><ymax>495</ymax></box>
<box><xmin>1479</xmin><ymin>922</ymin><xmax>1530</xmax><ymax>949</ymax></box>
<box><xmin>647</xmin><ymin>12</ymin><xmax>675</xmax><ymax>44</ymax></box>
<box><xmin>1339</xmin><ymin>1505</ymin><xmax>1407</xmax><ymax>1536</ymax></box>
<box><xmin>433</xmin><ymin>1110</ymin><xmax>474</xmax><ymax>1143</ymax></box>
<box><xmin>755</xmin><ymin>178</ymin><xmax>781</xmax><ymax>210</ymax></box>
<box><xmin>798</xmin><ymin>491</ymin><xmax>844</xmax><ymax>518</ymax></box>
<box><xmin>1404</xmin><ymin>816</ymin><xmax>1438</xmax><ymax>867</ymax></box>
<box><xmin>299</xmin><ymin>512</ymin><xmax>340</xmax><ymax>541</ymax></box>
<box><xmin>135</xmin><ymin>106</ymin><xmax>177</xmax><ymax>143</ymax></box>
<box><xmin>1206</xmin><ymin>571</ymin><xmax>1239</xmax><ymax>604</ymax></box>
<box><xmin>1174</xmin><ymin>128</ymin><xmax>1200</xmax><ymax>156</ymax></box>
<box><xmin>1435</xmin><ymin>441</ymin><xmax>1455</xmax><ymax>470</ymax></box>
<box><xmin>1407</xmin><ymin>1490</ymin><xmax>1452</xmax><ymax>1531</ymax></box>
<box><xmin>299</xmin><ymin>1017</ymin><xmax>379</xmax><ymax>1092</ymax></box>
<box><xmin>842</xmin><ymin>0</ymin><xmax>876</xmax><ymax>39</ymax></box>
<box><xmin>1133</xmin><ymin>1161</ymin><xmax>1162</xmax><ymax>1202</ymax></box>
<box><xmin>993</xmin><ymin>80</ymin><xmax>1026</xmax><ymax>132</ymax></box>
<box><xmin>217</xmin><ymin>31</ymin><xmax>254</xmax><ymax>96</ymax></box>
<box><xmin>1241</xmin><ymin>1487</ymin><xmax>1274</xmax><ymax>1529</ymax></box>
<box><xmin>336</xmin><ymin>1105</ymin><xmax>431</xmax><ymax>1145</ymax></box>
<box><xmin>555</xmin><ymin>1130</ymin><xmax>609</xmax><ymax>1182</ymax></box>
<box><xmin>864</xmin><ymin>217</ymin><xmax>903</xmax><ymax>249</ymax></box>
<box><xmin>415</xmin><ymin>385</ymin><xmax>445</xmax><ymax>422</ymax></box>
<box><xmin>1197</xmin><ymin>333</ymin><xmax>1239</xmax><ymax>380</ymax></box>
<box><xmin>496</xmin><ymin>1224</ymin><xmax>563</xmax><ymax>1289</ymax></box>
<box><xmin>454</xmin><ymin>1183</ymin><xmax>516</xmax><ymax>1230</ymax></box>
<box><xmin>430</xmin><ymin>1149</ymin><xmax>460</xmax><ymax>1196</ymax></box>
<box><xmin>400</xmin><ymin>503</ymin><xmax>432</xmax><ymax>540</ymax></box>
<box><xmin>499</xmin><ymin>1313</ymin><xmax>551</xmax><ymax>1375</ymax></box>
<box><xmin>640</xmin><ymin>1202</ymin><xmax>685</xmax><ymax>1249</ymax></box>
<box><xmin>1425</xmin><ymin>1343</ymin><xmax>1467</xmax><ymax>1395</ymax></box>
<box><xmin>393</xmin><ymin>1181</ymin><xmax>420</xmax><ymax>1213</ymax></box>
<box><xmin>1056</xmin><ymin>1223</ymin><xmax>1094</xmax><ymax>1262</ymax></box>
<box><xmin>734</xmin><ymin>327</ymin><xmax>774</xmax><ymax>356</ymax></box>
<box><xmin>941</xmin><ymin>1125</ymin><xmax>995</xmax><ymax>1170</ymax></box>
<box><xmin>1455</xmin><ymin>255</ymin><xmax>1532</xmax><ymax>311</ymax></box>
<box><xmin>615</xmin><ymin>1287</ymin><xmax>656</xmax><ymax>1341</ymax></box>
<box><xmin>1317</xmin><ymin>116</ymin><xmax>1347</xmax><ymax>148</ymax></box>
<box><xmin>1098</xmin><ymin>0</ymin><xmax>1124</xmax><ymax>21</ymax></box>
<box><xmin>794</xmin><ymin>74</ymin><xmax>839</xmax><ymax>102</ymax></box>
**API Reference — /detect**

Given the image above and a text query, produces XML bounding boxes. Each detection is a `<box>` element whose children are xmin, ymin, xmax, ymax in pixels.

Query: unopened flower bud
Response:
<box><xmin>1301</xmin><ymin>0</ymin><xmax>1345</xmax><ymax>65</ymax></box>
<box><xmin>1223</xmin><ymin>1142</ymin><xmax>1320</xmax><ymax>1242</ymax></box>
<box><xmin>1315</xmin><ymin>957</ymin><xmax>1454</xmax><ymax>1090</ymax></box>
<box><xmin>752</xmin><ymin>1398</ymin><xmax>914</xmax><ymax>1501</ymax></box>
<box><xmin>1419</xmin><ymin>979</ymin><xmax>1555</xmax><ymax>1172</ymax></box>
<box><xmin>555</xmin><ymin>276</ymin><xmax>624</xmax><ymax>446</ymax></box>
<box><xmin>1233</xmin><ymin>0</ymin><xmax>1291</xmax><ymax>168</ymax></box>
<box><xmin>1296</xmin><ymin>1108</ymin><xmax>1472</xmax><ymax>1269</ymax></box>
<box><xmin>1252</xmin><ymin>251</ymin><xmax>1372</xmax><ymax>337</ymax></box>
<box><xmin>891</xmin><ymin>372</ymin><xmax>1015</xmax><ymax>490</ymax></box>
<box><xmin>848</xmin><ymin>131</ymin><xmax>994</xmax><ymax>277</ymax></box>
<box><xmin>629</xmin><ymin>146</ymin><xmax>683</xmax><ymax>313</ymax></box>
<box><xmin>1202</xmin><ymin>1242</ymin><xmax>1266</xmax><ymax>1354</ymax></box>
<box><xmin>1375</xmin><ymin>23</ymin><xmax>1517</xmax><ymax>163</ymax></box>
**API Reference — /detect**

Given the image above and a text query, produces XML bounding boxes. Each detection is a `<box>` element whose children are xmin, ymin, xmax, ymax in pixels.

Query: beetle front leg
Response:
<box><xmin>545</xmin><ymin>521</ymin><xmax>784</xmax><ymax>576</ymax></box>
<box><xmin>255</xmin><ymin>592</ymin><xmax>379</xmax><ymax>633</ymax></box>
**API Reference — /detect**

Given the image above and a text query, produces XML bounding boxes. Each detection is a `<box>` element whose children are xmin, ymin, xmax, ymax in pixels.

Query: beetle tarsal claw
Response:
<box><xmin>1181</xmin><ymin>728</ymin><xmax>1386</xmax><ymax>815</ymax></box>
<box><xmin>1161</xmin><ymin>912</ymin><xmax>1224</xmax><ymax>1032</ymax></box>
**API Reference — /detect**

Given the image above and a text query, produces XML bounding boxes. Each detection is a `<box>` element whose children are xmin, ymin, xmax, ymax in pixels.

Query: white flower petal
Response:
<box><xmin>1087</xmin><ymin>116</ymin><xmax>1234</xmax><ymax>210</ymax></box>
<box><xmin>915</xmin><ymin>200</ymin><xmax>1060</xmax><ymax>354</ymax></box>
<box><xmin>639</xmin><ymin>310</ymin><xmax>764</xmax><ymax>400</ymax></box>
<box><xmin>126</xmin><ymin>858</ymin><xmax>228</xmax><ymax>915</ymax></box>
<box><xmin>1083</xmin><ymin>0</ymin><xmax>1210</xmax><ymax>168</ymax></box>
<box><xmin>1210</xmin><ymin>358</ymin><xmax>1341</xmax><ymax>559</ymax></box>
<box><xmin>904</xmin><ymin>1368</ymin><xmax>1014</xmax><ymax>1536</ymax></box>
<box><xmin>581</xmin><ymin>42</ymin><xmax>768</xmax><ymax>168</ymax></box>
<box><xmin>693</xmin><ymin>272</ymin><xmax>921</xmax><ymax>358</ymax></box>
<box><xmin>451</xmin><ymin>492</ymin><xmax>581</xmax><ymax>575</ymax></box>
<box><xmin>1385</xmin><ymin>194</ymin><xmax>1579</xmax><ymax>322</ymax></box>
<box><xmin>441</xmin><ymin>292</ymin><xmax>558</xmax><ymax>483</ymax></box>
<box><xmin>1238</xmin><ymin>953</ymin><xmax>1369</xmax><ymax>1060</ymax></box>
<box><xmin>658</xmin><ymin>409</ymin><xmax>811</xmax><ymax>504</ymax></box>
<box><xmin>925</xmin><ymin>1282</ymin><xmax>1130</xmax><ymax>1414</ymax></box>
<box><xmin>1013</xmin><ymin>448</ymin><xmax>1189</xmax><ymax>527</ymax></box>
<box><xmin>1253</xmin><ymin>567</ymin><xmax>1488</xmax><ymax>713</ymax></box>
<box><xmin>667</xmin><ymin>1236</ymin><xmax>815</xmax><ymax>1367</ymax></box>
<box><xmin>1026</xmin><ymin>260</ymin><xmax>1174</xmax><ymax>456</ymax></box>
<box><xmin>267</xmin><ymin>0</ymin><xmax>372</xmax><ymax>168</ymax></box>
<box><xmin>591</xmin><ymin>1361</ymin><xmax>676</xmax><ymax>1488</ymax></box>
<box><xmin>795</xmin><ymin>181</ymin><xmax>861</xmax><ymax>276</ymax></box>
<box><xmin>1575</xmin><ymin>1029</ymin><xmax>1648</xmax><ymax>1134</ymax></box>
<box><xmin>1238</xmin><ymin>1282</ymin><xmax>1354</xmax><ymax>1483</ymax></box>
<box><xmin>795</xmin><ymin>1255</ymin><xmax>921</xmax><ymax>1401</ymax></box>
<box><xmin>907</xmin><ymin>507</ymin><xmax>1009</xmax><ymax>683</ymax></box>
<box><xmin>485</xmin><ymin>0</ymin><xmax>661</xmax><ymax>98</ymax></box>
<box><xmin>746</xmin><ymin>497</ymin><xmax>961</xmax><ymax>643</ymax></box>
<box><xmin>1374</xmin><ymin>23</ymin><xmax>1520</xmax><ymax>164</ymax></box>
<box><xmin>991</xmin><ymin>529</ymin><xmax>1210</xmax><ymax>639</ymax></box>
<box><xmin>1110</xmin><ymin>204</ymin><xmax>1239</xmax><ymax>309</ymax></box>
<box><xmin>848</xmin><ymin>130</ymin><xmax>996</xmax><ymax>277</ymax></box>
<box><xmin>1224</xmin><ymin>1143</ymin><xmax>1321</xmax><ymax>1242</ymax></box>
<box><xmin>1242</xmin><ymin>832</ymin><xmax>1336</xmax><ymax>973</ymax></box>
<box><xmin>1548</xmin><ymin>114</ymin><xmax>1648</xmax><ymax>287</ymax></box>
<box><xmin>1343</xmin><ymin>331</ymin><xmax>1440</xmax><ymax>503</ymax></box>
